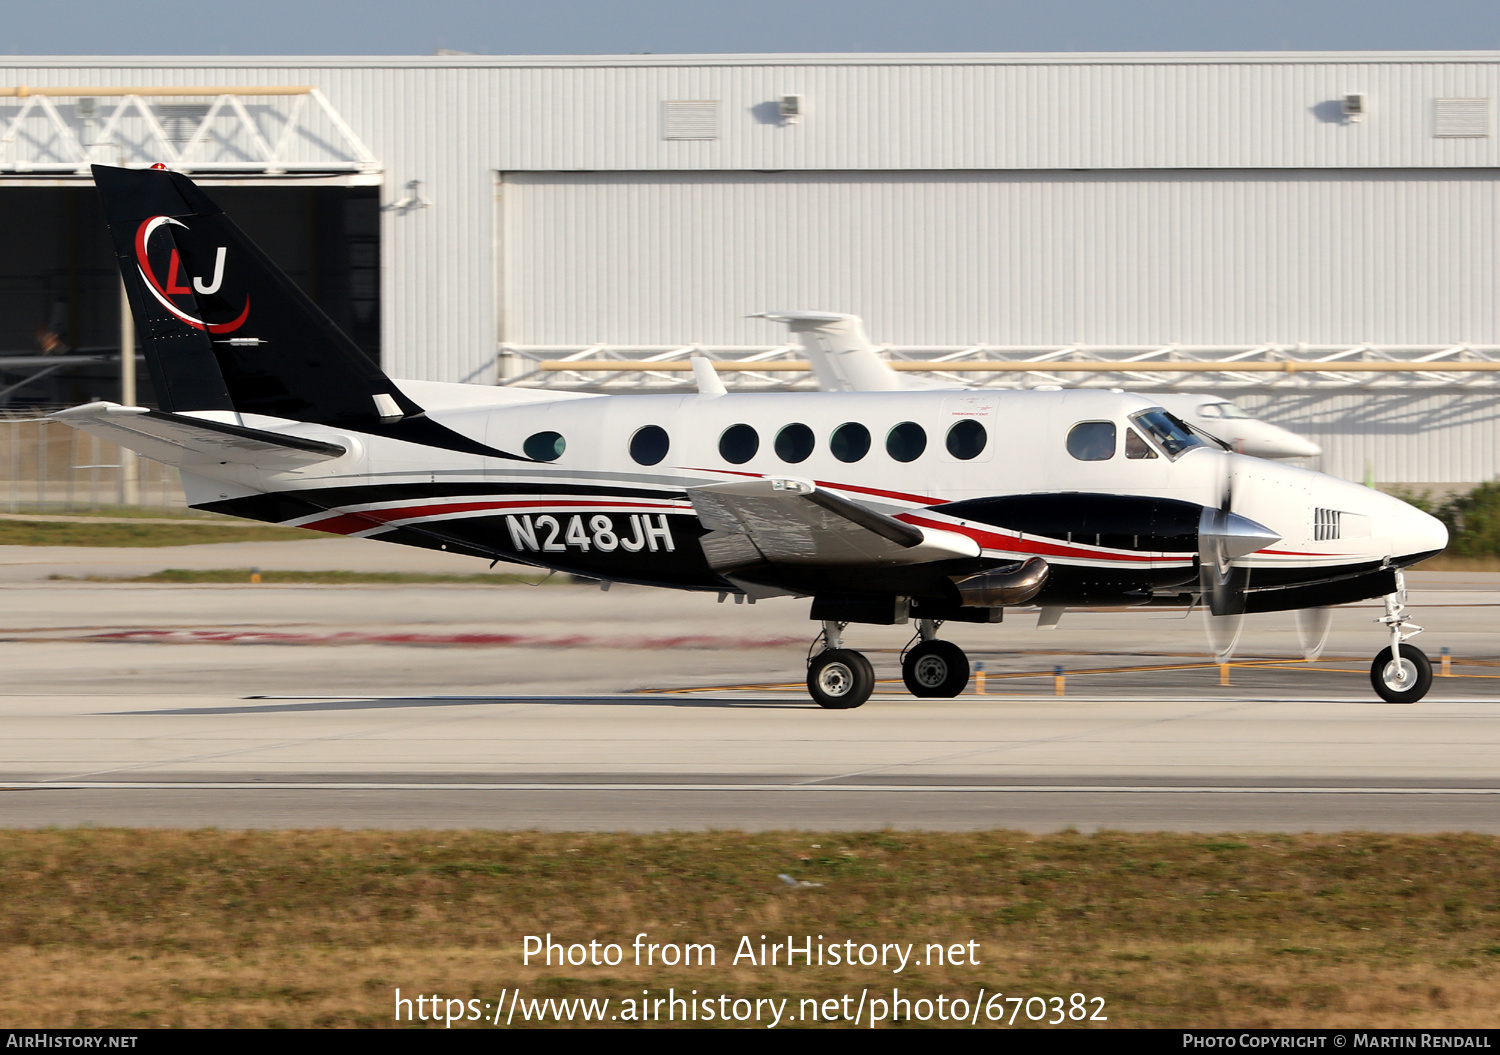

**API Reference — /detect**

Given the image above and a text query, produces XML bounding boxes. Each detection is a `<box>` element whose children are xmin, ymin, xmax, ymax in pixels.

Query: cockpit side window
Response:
<box><xmin>1066</xmin><ymin>421</ymin><xmax>1116</xmax><ymax>461</ymax></box>
<box><xmin>1130</xmin><ymin>409</ymin><xmax>1208</xmax><ymax>460</ymax></box>
<box><xmin>1125</xmin><ymin>427</ymin><xmax>1158</xmax><ymax>459</ymax></box>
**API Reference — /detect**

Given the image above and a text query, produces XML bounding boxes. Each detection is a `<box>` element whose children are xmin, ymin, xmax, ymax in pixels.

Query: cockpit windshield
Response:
<box><xmin>1130</xmin><ymin>409</ymin><xmax>1209</xmax><ymax>460</ymax></box>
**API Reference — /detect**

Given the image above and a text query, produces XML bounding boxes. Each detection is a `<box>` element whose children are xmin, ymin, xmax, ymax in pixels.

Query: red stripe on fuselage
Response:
<box><xmin>300</xmin><ymin>498</ymin><xmax>685</xmax><ymax>535</ymax></box>
<box><xmin>678</xmin><ymin>467</ymin><xmax>933</xmax><ymax>507</ymax></box>
<box><xmin>300</xmin><ymin>513</ymin><xmax>382</xmax><ymax>536</ymax></box>
<box><xmin>680</xmin><ymin>469</ymin><xmax>1192</xmax><ymax>565</ymax></box>
<box><xmin>690</xmin><ymin>472</ymin><xmax>1332</xmax><ymax>565</ymax></box>
<box><xmin>900</xmin><ymin>513</ymin><xmax>1164</xmax><ymax>565</ymax></box>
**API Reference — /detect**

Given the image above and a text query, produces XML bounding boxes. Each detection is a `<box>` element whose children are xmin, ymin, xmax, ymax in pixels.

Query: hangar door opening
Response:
<box><xmin>0</xmin><ymin>184</ymin><xmax>381</xmax><ymax>409</ymax></box>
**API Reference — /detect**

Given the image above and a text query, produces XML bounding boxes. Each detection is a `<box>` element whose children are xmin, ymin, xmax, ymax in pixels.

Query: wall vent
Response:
<box><xmin>662</xmin><ymin>100</ymin><xmax>719</xmax><ymax>140</ymax></box>
<box><xmin>155</xmin><ymin>103</ymin><xmax>211</xmax><ymax>143</ymax></box>
<box><xmin>1435</xmin><ymin>98</ymin><xmax>1491</xmax><ymax>138</ymax></box>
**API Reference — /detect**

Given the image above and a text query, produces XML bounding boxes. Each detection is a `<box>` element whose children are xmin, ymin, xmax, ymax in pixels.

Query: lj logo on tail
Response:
<box><xmin>134</xmin><ymin>215</ymin><xmax>249</xmax><ymax>334</ymax></box>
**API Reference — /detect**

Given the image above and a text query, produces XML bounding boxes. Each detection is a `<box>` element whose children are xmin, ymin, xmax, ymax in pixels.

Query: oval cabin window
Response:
<box><xmin>886</xmin><ymin>421</ymin><xmax>927</xmax><ymax>463</ymax></box>
<box><xmin>718</xmin><ymin>424</ymin><xmax>759</xmax><ymax>465</ymax></box>
<box><xmin>945</xmin><ymin>419</ymin><xmax>987</xmax><ymax>460</ymax></box>
<box><xmin>629</xmin><ymin>425</ymin><xmax>671</xmax><ymax>466</ymax></box>
<box><xmin>523</xmin><ymin>431</ymin><xmax>566</xmax><ymax>462</ymax></box>
<box><xmin>1066</xmin><ymin>421</ymin><xmax>1116</xmax><ymax>461</ymax></box>
<box><xmin>829</xmin><ymin>422</ymin><xmax>871</xmax><ymax>463</ymax></box>
<box><xmin>775</xmin><ymin>423</ymin><xmax>815</xmax><ymax>463</ymax></box>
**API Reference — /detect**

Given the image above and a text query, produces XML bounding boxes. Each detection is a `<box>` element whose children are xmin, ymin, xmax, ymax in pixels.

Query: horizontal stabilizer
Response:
<box><xmin>688</xmin><ymin>476</ymin><xmax>978</xmax><ymax>571</ymax></box>
<box><xmin>751</xmin><ymin>311</ymin><xmax>906</xmax><ymax>392</ymax></box>
<box><xmin>50</xmin><ymin>402</ymin><xmax>346</xmax><ymax>470</ymax></box>
<box><xmin>751</xmin><ymin>311</ymin><xmax>950</xmax><ymax>392</ymax></box>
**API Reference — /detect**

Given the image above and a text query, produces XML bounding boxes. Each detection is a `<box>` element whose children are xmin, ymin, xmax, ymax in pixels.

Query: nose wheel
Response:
<box><xmin>1371</xmin><ymin>645</ymin><xmax>1432</xmax><ymax>703</ymax></box>
<box><xmin>1371</xmin><ymin>573</ymin><xmax>1432</xmax><ymax>704</ymax></box>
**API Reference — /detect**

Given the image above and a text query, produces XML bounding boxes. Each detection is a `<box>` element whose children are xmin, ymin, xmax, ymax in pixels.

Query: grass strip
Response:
<box><xmin>0</xmin><ymin>520</ymin><xmax>319</xmax><ymax>547</ymax></box>
<box><xmin>1</xmin><ymin>829</ymin><xmax>1497</xmax><ymax>1028</ymax></box>
<box><xmin>51</xmin><ymin>568</ymin><xmax>549</xmax><ymax>585</ymax></box>
<box><xmin>1</xmin><ymin>506</ymin><xmax>244</xmax><ymax>521</ymax></box>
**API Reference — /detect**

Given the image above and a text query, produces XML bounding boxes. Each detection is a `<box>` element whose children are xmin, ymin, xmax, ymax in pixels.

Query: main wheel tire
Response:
<box><xmin>1370</xmin><ymin>645</ymin><xmax>1432</xmax><ymax>704</ymax></box>
<box><xmin>901</xmin><ymin>639</ymin><xmax>971</xmax><ymax>698</ymax></box>
<box><xmin>808</xmin><ymin>649</ymin><xmax>875</xmax><ymax>710</ymax></box>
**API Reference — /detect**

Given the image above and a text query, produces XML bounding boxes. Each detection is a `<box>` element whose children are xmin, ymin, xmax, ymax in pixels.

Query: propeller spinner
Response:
<box><xmin>1198</xmin><ymin>470</ymin><xmax>1281</xmax><ymax>661</ymax></box>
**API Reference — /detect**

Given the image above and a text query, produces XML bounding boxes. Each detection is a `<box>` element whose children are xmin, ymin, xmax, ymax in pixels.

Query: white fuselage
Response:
<box><xmin>178</xmin><ymin>384</ymin><xmax>1444</xmax><ymax>606</ymax></box>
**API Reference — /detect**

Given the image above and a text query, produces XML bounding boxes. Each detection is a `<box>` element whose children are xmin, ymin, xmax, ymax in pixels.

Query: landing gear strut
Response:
<box><xmin>807</xmin><ymin>621</ymin><xmax>875</xmax><ymax>709</ymax></box>
<box><xmin>806</xmin><ymin>618</ymin><xmax>976</xmax><ymax>708</ymax></box>
<box><xmin>1371</xmin><ymin>572</ymin><xmax>1432</xmax><ymax>704</ymax></box>
<box><xmin>901</xmin><ymin>619</ymin><xmax>971</xmax><ymax>698</ymax></box>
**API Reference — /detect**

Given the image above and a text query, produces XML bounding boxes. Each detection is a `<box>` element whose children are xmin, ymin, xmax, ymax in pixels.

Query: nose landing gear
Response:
<box><xmin>1371</xmin><ymin>573</ymin><xmax>1432</xmax><ymax>703</ymax></box>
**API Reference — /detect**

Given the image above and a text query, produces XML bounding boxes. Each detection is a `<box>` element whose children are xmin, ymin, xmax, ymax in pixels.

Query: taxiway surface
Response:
<box><xmin>0</xmin><ymin>547</ymin><xmax>1496</xmax><ymax>831</ymax></box>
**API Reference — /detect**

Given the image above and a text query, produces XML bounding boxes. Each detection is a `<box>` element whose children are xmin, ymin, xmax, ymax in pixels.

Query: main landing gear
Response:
<box><xmin>1370</xmin><ymin>572</ymin><xmax>1432</xmax><ymax>704</ymax></box>
<box><xmin>902</xmin><ymin>619</ymin><xmax>971</xmax><ymax>698</ymax></box>
<box><xmin>806</xmin><ymin>619</ymin><xmax>971</xmax><ymax>709</ymax></box>
<box><xmin>806</xmin><ymin>621</ymin><xmax>875</xmax><ymax>709</ymax></box>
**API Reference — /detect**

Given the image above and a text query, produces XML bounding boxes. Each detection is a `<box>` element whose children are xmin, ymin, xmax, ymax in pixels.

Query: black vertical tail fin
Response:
<box><xmin>93</xmin><ymin>163</ymin><xmax>405</xmax><ymax>424</ymax></box>
<box><xmin>92</xmin><ymin>164</ymin><xmax>509</xmax><ymax>457</ymax></box>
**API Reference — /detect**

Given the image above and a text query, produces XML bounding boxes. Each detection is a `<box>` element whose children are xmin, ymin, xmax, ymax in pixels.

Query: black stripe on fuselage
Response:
<box><xmin>198</xmin><ymin>484</ymin><xmax>722</xmax><ymax>589</ymax></box>
<box><xmin>932</xmin><ymin>492</ymin><xmax>1203</xmax><ymax>555</ymax></box>
<box><xmin>199</xmin><ymin>480</ymin><xmax>691</xmax><ymax>523</ymax></box>
<box><xmin>197</xmin><ymin>481</ymin><xmax>1413</xmax><ymax>607</ymax></box>
<box><xmin>369</xmin><ymin>512</ymin><xmax>723</xmax><ymax>590</ymax></box>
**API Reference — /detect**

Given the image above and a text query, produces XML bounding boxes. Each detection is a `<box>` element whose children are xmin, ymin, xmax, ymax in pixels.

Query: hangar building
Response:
<box><xmin>4</xmin><ymin>51</ymin><xmax>1500</xmax><ymax>491</ymax></box>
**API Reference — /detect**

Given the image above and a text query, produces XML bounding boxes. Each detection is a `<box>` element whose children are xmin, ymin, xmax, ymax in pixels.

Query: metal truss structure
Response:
<box><xmin>0</xmin><ymin>85</ymin><xmax>380</xmax><ymax>182</ymax></box>
<box><xmin>499</xmin><ymin>343</ymin><xmax>1500</xmax><ymax>393</ymax></box>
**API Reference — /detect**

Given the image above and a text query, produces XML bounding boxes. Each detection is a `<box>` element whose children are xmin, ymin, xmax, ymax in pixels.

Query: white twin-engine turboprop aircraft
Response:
<box><xmin>57</xmin><ymin>165</ymin><xmax>1447</xmax><ymax>709</ymax></box>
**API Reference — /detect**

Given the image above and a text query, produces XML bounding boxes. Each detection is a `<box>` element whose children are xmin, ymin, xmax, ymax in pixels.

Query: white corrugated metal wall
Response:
<box><xmin>1237</xmin><ymin>391</ymin><xmax>1500</xmax><ymax>487</ymax></box>
<box><xmin>502</xmin><ymin>169</ymin><xmax>1500</xmax><ymax>347</ymax></box>
<box><xmin>7</xmin><ymin>53</ymin><xmax>1500</xmax><ymax>483</ymax></box>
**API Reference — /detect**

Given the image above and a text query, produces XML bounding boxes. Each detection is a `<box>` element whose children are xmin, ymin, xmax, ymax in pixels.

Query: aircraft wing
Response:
<box><xmin>688</xmin><ymin>476</ymin><xmax>978</xmax><ymax>571</ymax></box>
<box><xmin>50</xmin><ymin>402</ymin><xmax>346</xmax><ymax>470</ymax></box>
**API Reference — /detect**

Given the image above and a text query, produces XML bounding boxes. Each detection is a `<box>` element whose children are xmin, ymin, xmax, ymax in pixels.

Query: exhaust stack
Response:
<box><xmin>953</xmin><ymin>557</ymin><xmax>1049</xmax><ymax>607</ymax></box>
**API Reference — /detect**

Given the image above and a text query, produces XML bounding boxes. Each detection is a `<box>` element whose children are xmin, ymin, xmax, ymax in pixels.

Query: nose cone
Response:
<box><xmin>1241</xmin><ymin>423</ymin><xmax>1322</xmax><ymax>459</ymax></box>
<box><xmin>1224</xmin><ymin>456</ymin><xmax>1446</xmax><ymax>566</ymax></box>
<box><xmin>1271</xmin><ymin>429</ymin><xmax>1323</xmax><ymax>459</ymax></box>
<box><xmin>1386</xmin><ymin>492</ymin><xmax>1448</xmax><ymax>562</ymax></box>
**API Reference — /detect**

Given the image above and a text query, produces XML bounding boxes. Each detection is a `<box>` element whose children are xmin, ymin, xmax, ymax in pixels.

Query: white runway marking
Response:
<box><xmin>7</xmin><ymin>781</ymin><xmax>1500</xmax><ymax>794</ymax></box>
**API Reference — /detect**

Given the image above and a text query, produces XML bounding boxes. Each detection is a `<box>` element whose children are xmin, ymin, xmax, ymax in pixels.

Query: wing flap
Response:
<box><xmin>50</xmin><ymin>402</ymin><xmax>346</xmax><ymax>469</ymax></box>
<box><xmin>688</xmin><ymin>476</ymin><xmax>978</xmax><ymax>571</ymax></box>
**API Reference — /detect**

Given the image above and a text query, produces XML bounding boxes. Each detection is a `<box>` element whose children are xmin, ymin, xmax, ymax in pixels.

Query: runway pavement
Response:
<box><xmin>0</xmin><ymin>551</ymin><xmax>1497</xmax><ymax>831</ymax></box>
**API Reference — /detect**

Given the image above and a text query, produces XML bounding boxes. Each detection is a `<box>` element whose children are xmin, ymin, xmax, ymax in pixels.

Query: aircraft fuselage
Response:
<box><xmin>183</xmin><ymin>385</ymin><xmax>1444</xmax><ymax>614</ymax></box>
